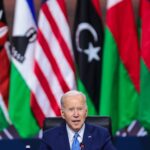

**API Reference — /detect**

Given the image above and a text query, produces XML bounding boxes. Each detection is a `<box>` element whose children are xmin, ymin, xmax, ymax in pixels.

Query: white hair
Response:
<box><xmin>60</xmin><ymin>90</ymin><xmax>87</xmax><ymax>108</ymax></box>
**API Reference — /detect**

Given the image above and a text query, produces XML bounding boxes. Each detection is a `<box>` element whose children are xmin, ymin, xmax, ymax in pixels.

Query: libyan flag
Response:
<box><xmin>72</xmin><ymin>0</ymin><xmax>104</xmax><ymax>114</ymax></box>
<box><xmin>100</xmin><ymin>0</ymin><xmax>140</xmax><ymax>134</ymax></box>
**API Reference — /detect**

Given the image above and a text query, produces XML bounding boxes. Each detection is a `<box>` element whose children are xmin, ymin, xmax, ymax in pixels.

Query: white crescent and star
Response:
<box><xmin>84</xmin><ymin>42</ymin><xmax>100</xmax><ymax>62</ymax></box>
<box><xmin>75</xmin><ymin>22</ymin><xmax>101</xmax><ymax>62</ymax></box>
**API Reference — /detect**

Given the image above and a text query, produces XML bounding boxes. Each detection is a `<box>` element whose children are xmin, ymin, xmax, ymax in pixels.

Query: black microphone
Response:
<box><xmin>80</xmin><ymin>142</ymin><xmax>85</xmax><ymax>149</ymax></box>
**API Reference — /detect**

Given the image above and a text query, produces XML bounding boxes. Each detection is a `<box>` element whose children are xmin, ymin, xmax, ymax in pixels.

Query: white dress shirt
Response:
<box><xmin>66</xmin><ymin>124</ymin><xmax>85</xmax><ymax>149</ymax></box>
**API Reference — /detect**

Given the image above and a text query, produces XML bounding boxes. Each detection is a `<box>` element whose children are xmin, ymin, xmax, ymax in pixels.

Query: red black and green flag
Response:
<box><xmin>72</xmin><ymin>0</ymin><xmax>104</xmax><ymax>114</ymax></box>
<box><xmin>100</xmin><ymin>0</ymin><xmax>140</xmax><ymax>134</ymax></box>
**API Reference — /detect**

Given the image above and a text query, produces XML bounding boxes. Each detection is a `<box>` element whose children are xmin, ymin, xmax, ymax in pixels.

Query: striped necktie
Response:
<box><xmin>72</xmin><ymin>132</ymin><xmax>80</xmax><ymax>150</ymax></box>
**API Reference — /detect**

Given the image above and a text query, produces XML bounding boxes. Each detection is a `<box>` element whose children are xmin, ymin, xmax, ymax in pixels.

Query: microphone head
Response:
<box><xmin>80</xmin><ymin>143</ymin><xmax>84</xmax><ymax>149</ymax></box>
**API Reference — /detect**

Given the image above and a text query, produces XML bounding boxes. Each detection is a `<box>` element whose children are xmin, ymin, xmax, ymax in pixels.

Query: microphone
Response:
<box><xmin>80</xmin><ymin>142</ymin><xmax>85</xmax><ymax>149</ymax></box>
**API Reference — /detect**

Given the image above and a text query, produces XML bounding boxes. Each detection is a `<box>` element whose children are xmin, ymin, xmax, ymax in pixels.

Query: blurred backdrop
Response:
<box><xmin>4</xmin><ymin>0</ymin><xmax>140</xmax><ymax>33</ymax></box>
<box><xmin>1</xmin><ymin>0</ymin><xmax>149</xmax><ymax>142</ymax></box>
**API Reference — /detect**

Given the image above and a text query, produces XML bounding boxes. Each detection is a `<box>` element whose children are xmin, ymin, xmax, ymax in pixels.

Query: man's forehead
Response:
<box><xmin>64</xmin><ymin>95</ymin><xmax>84</xmax><ymax>102</ymax></box>
<box><xmin>64</xmin><ymin>103</ymin><xmax>87</xmax><ymax>110</ymax></box>
<box><xmin>64</xmin><ymin>93</ymin><xmax>83</xmax><ymax>99</ymax></box>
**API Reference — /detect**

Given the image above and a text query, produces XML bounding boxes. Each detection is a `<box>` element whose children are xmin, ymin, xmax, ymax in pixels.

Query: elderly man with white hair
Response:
<box><xmin>40</xmin><ymin>90</ymin><xmax>116</xmax><ymax>150</ymax></box>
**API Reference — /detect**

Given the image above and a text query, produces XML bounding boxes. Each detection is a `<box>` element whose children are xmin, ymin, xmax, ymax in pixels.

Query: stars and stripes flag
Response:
<box><xmin>31</xmin><ymin>0</ymin><xmax>76</xmax><ymax>127</ymax></box>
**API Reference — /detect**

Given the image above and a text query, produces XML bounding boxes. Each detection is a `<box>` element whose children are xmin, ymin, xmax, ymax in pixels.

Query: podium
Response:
<box><xmin>0</xmin><ymin>136</ymin><xmax>150</xmax><ymax>150</ymax></box>
<box><xmin>0</xmin><ymin>139</ymin><xmax>40</xmax><ymax>150</ymax></box>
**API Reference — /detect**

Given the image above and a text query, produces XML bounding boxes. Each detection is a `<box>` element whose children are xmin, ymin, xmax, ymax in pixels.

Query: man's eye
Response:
<box><xmin>77</xmin><ymin>108</ymin><xmax>83</xmax><ymax>111</ymax></box>
<box><xmin>69</xmin><ymin>108</ymin><xmax>74</xmax><ymax>111</ymax></box>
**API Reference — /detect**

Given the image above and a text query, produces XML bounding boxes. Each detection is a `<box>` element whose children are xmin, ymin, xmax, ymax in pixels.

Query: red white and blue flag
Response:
<box><xmin>31</xmin><ymin>0</ymin><xmax>76</xmax><ymax>127</ymax></box>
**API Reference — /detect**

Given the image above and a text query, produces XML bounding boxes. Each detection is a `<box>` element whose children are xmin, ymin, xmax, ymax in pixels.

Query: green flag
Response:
<box><xmin>100</xmin><ymin>0</ymin><xmax>140</xmax><ymax>134</ymax></box>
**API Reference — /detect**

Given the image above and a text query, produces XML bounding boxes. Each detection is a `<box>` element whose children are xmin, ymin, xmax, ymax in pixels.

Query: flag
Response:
<box><xmin>8</xmin><ymin>0</ymin><xmax>40</xmax><ymax>137</ymax></box>
<box><xmin>139</xmin><ymin>0</ymin><xmax>150</xmax><ymax>133</ymax></box>
<box><xmin>72</xmin><ymin>0</ymin><xmax>104</xmax><ymax>114</ymax></box>
<box><xmin>0</xmin><ymin>125</ymin><xmax>20</xmax><ymax>139</ymax></box>
<box><xmin>116</xmin><ymin>120</ymin><xmax>147</xmax><ymax>137</ymax></box>
<box><xmin>31</xmin><ymin>0</ymin><xmax>76</xmax><ymax>127</ymax></box>
<box><xmin>100</xmin><ymin>0</ymin><xmax>140</xmax><ymax>134</ymax></box>
<box><xmin>0</xmin><ymin>0</ymin><xmax>11</xmax><ymax>131</ymax></box>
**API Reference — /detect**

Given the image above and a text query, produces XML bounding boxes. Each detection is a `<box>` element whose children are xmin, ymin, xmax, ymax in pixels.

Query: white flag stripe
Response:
<box><xmin>13</xmin><ymin>0</ymin><xmax>35</xmax><ymax>35</ymax></box>
<box><xmin>3</xmin><ymin>129</ymin><xmax>13</xmax><ymax>139</ymax></box>
<box><xmin>12</xmin><ymin>44</ymin><xmax>35</xmax><ymax>90</ymax></box>
<box><xmin>48</xmin><ymin>0</ymin><xmax>73</xmax><ymax>51</ymax></box>
<box><xmin>31</xmin><ymin>74</ymin><xmax>56</xmax><ymax>117</ymax></box>
<box><xmin>39</xmin><ymin>12</ymin><xmax>75</xmax><ymax>89</ymax></box>
<box><xmin>35</xmin><ymin>42</ymin><xmax>63</xmax><ymax>105</ymax></box>
<box><xmin>137</xmin><ymin>128</ymin><xmax>148</xmax><ymax>137</ymax></box>
<box><xmin>0</xmin><ymin>94</ymin><xmax>11</xmax><ymax>124</ymax></box>
<box><xmin>107</xmin><ymin>0</ymin><xmax>123</xmax><ymax>9</ymax></box>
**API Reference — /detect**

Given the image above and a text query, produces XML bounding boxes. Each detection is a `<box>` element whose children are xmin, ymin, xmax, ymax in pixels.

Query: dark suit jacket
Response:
<box><xmin>39</xmin><ymin>123</ymin><xmax>116</xmax><ymax>150</ymax></box>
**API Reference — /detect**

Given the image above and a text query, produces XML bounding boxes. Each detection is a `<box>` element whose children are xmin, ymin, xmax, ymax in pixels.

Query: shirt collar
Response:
<box><xmin>66</xmin><ymin>123</ymin><xmax>85</xmax><ymax>145</ymax></box>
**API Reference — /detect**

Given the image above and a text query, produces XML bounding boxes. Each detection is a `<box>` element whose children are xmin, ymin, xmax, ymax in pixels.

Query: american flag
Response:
<box><xmin>31</xmin><ymin>0</ymin><xmax>76</xmax><ymax>127</ymax></box>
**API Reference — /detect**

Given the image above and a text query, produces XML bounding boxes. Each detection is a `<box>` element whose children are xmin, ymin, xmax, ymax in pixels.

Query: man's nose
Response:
<box><xmin>73</xmin><ymin>109</ymin><xmax>79</xmax><ymax>116</ymax></box>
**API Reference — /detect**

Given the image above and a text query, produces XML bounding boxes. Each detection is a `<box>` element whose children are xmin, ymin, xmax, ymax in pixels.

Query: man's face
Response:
<box><xmin>61</xmin><ymin>94</ymin><xmax>87</xmax><ymax>132</ymax></box>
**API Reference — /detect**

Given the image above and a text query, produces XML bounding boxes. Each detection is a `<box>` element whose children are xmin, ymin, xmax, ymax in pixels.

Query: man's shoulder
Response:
<box><xmin>85</xmin><ymin>123</ymin><xmax>112</xmax><ymax>144</ymax></box>
<box><xmin>43</xmin><ymin>124</ymin><xmax>65</xmax><ymax>138</ymax></box>
<box><xmin>85</xmin><ymin>123</ymin><xmax>109</xmax><ymax>135</ymax></box>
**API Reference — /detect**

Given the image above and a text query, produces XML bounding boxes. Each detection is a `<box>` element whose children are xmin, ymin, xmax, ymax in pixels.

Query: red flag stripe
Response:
<box><xmin>0</xmin><ymin>47</ymin><xmax>10</xmax><ymax>107</ymax></box>
<box><xmin>56</xmin><ymin>0</ymin><xmax>68</xmax><ymax>21</ymax></box>
<box><xmin>34</xmin><ymin>61</ymin><xmax>61</xmax><ymax>116</ymax></box>
<box><xmin>92</xmin><ymin>0</ymin><xmax>102</xmax><ymax>17</ymax></box>
<box><xmin>38</xmin><ymin>29</ymin><xmax>70</xmax><ymax>92</ymax></box>
<box><xmin>141</xmin><ymin>0</ymin><xmax>150</xmax><ymax>70</ymax></box>
<box><xmin>31</xmin><ymin>75</ymin><xmax>56</xmax><ymax>117</ymax></box>
<box><xmin>107</xmin><ymin>0</ymin><xmax>140</xmax><ymax>92</ymax></box>
<box><xmin>42</xmin><ymin>3</ymin><xmax>76</xmax><ymax>73</ymax></box>
<box><xmin>31</xmin><ymin>94</ymin><xmax>47</xmax><ymax>127</ymax></box>
<box><xmin>0</xmin><ymin>1</ymin><xmax>10</xmax><ymax>109</ymax></box>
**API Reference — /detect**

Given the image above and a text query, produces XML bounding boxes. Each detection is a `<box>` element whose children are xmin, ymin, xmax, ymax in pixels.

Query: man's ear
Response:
<box><xmin>86</xmin><ymin>108</ymin><xmax>88</xmax><ymax>117</ymax></box>
<box><xmin>61</xmin><ymin>109</ymin><xmax>65</xmax><ymax>119</ymax></box>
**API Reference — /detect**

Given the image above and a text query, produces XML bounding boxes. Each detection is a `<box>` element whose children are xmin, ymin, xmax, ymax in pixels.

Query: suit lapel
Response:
<box><xmin>58</xmin><ymin>124</ymin><xmax>70</xmax><ymax>150</ymax></box>
<box><xmin>82</xmin><ymin>124</ymin><xmax>93</xmax><ymax>150</ymax></box>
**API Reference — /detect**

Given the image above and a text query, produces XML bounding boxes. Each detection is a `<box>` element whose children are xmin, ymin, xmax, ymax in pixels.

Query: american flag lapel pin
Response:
<box><xmin>88</xmin><ymin>135</ymin><xmax>92</xmax><ymax>138</ymax></box>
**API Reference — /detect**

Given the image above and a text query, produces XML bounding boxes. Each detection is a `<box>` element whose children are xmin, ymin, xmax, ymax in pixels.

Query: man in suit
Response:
<box><xmin>40</xmin><ymin>90</ymin><xmax>116</xmax><ymax>150</ymax></box>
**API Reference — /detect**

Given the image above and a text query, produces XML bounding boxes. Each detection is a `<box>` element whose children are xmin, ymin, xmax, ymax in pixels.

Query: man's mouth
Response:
<box><xmin>72</xmin><ymin>120</ymin><xmax>80</xmax><ymax>123</ymax></box>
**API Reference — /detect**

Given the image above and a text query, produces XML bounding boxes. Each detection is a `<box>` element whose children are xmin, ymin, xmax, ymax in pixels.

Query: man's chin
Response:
<box><xmin>73</xmin><ymin>128</ymin><xmax>80</xmax><ymax>132</ymax></box>
<box><xmin>72</xmin><ymin>125</ymin><xmax>82</xmax><ymax>132</ymax></box>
